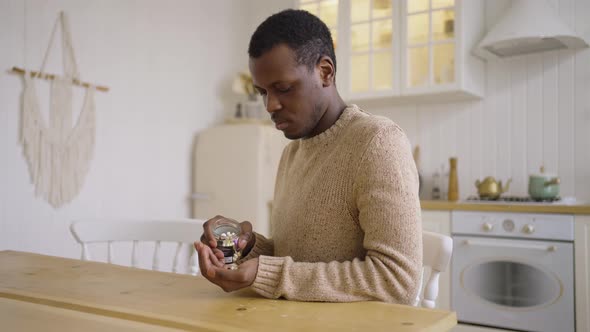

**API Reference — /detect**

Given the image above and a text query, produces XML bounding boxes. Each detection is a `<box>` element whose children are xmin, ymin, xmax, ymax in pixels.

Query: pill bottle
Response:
<box><xmin>211</xmin><ymin>218</ymin><xmax>241</xmax><ymax>269</ymax></box>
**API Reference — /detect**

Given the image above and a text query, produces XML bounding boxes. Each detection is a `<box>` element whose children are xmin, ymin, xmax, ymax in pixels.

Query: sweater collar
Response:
<box><xmin>300</xmin><ymin>104</ymin><xmax>361</xmax><ymax>147</ymax></box>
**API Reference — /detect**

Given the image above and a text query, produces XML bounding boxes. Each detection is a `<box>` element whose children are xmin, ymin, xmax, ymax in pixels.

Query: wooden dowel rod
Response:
<box><xmin>10</xmin><ymin>66</ymin><xmax>109</xmax><ymax>92</ymax></box>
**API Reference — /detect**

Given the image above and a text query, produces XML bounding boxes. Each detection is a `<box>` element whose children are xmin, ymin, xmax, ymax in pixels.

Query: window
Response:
<box><xmin>299</xmin><ymin>0</ymin><xmax>339</xmax><ymax>49</ymax></box>
<box><xmin>295</xmin><ymin>0</ymin><xmax>478</xmax><ymax>101</ymax></box>
<box><xmin>406</xmin><ymin>0</ymin><xmax>455</xmax><ymax>87</ymax></box>
<box><xmin>349</xmin><ymin>0</ymin><xmax>394</xmax><ymax>92</ymax></box>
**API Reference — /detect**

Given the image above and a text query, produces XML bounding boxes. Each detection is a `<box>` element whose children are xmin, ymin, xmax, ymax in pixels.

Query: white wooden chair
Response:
<box><xmin>69</xmin><ymin>219</ymin><xmax>204</xmax><ymax>275</ymax></box>
<box><xmin>415</xmin><ymin>231</ymin><xmax>453</xmax><ymax>308</ymax></box>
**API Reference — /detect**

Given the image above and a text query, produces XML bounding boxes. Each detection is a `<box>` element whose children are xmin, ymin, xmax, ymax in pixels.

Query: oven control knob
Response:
<box><xmin>502</xmin><ymin>219</ymin><xmax>515</xmax><ymax>232</ymax></box>
<box><xmin>482</xmin><ymin>222</ymin><xmax>494</xmax><ymax>232</ymax></box>
<box><xmin>522</xmin><ymin>224</ymin><xmax>535</xmax><ymax>234</ymax></box>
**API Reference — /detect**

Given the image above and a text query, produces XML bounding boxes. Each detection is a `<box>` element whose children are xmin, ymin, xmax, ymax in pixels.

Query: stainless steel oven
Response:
<box><xmin>451</xmin><ymin>211</ymin><xmax>575</xmax><ymax>332</ymax></box>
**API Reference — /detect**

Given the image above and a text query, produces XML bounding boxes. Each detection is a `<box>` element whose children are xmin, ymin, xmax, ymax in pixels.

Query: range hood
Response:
<box><xmin>475</xmin><ymin>0</ymin><xmax>588</xmax><ymax>60</ymax></box>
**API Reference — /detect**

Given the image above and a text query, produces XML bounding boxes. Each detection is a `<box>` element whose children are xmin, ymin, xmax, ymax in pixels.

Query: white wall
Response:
<box><xmin>0</xmin><ymin>0</ymin><xmax>251</xmax><ymax>258</ymax></box>
<box><xmin>365</xmin><ymin>0</ymin><xmax>590</xmax><ymax>202</ymax></box>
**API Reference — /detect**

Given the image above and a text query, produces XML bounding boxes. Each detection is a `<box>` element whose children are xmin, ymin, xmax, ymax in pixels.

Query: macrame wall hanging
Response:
<box><xmin>11</xmin><ymin>12</ymin><xmax>109</xmax><ymax>208</ymax></box>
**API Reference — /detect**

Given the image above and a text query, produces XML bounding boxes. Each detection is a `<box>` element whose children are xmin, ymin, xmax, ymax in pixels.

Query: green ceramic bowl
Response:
<box><xmin>528</xmin><ymin>174</ymin><xmax>560</xmax><ymax>200</ymax></box>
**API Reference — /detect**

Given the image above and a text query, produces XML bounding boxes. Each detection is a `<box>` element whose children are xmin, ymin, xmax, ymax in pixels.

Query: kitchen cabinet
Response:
<box><xmin>421</xmin><ymin>209</ymin><xmax>451</xmax><ymax>310</ymax></box>
<box><xmin>399</xmin><ymin>0</ymin><xmax>485</xmax><ymax>101</ymax></box>
<box><xmin>299</xmin><ymin>0</ymin><xmax>485</xmax><ymax>103</ymax></box>
<box><xmin>575</xmin><ymin>215</ymin><xmax>590</xmax><ymax>332</ymax></box>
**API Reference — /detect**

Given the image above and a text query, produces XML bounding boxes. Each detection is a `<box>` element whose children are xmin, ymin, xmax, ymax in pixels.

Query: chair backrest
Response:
<box><xmin>70</xmin><ymin>219</ymin><xmax>205</xmax><ymax>275</ymax></box>
<box><xmin>415</xmin><ymin>231</ymin><xmax>453</xmax><ymax>308</ymax></box>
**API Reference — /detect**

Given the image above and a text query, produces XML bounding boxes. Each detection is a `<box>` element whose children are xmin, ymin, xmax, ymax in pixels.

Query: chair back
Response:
<box><xmin>70</xmin><ymin>219</ymin><xmax>204</xmax><ymax>275</ymax></box>
<box><xmin>415</xmin><ymin>231</ymin><xmax>453</xmax><ymax>308</ymax></box>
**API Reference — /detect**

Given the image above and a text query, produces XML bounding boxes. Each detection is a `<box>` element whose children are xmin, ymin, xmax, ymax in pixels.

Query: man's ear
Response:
<box><xmin>317</xmin><ymin>56</ymin><xmax>336</xmax><ymax>87</ymax></box>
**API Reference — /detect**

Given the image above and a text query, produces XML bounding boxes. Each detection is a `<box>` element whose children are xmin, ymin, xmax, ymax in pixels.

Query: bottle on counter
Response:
<box><xmin>448</xmin><ymin>157</ymin><xmax>459</xmax><ymax>201</ymax></box>
<box><xmin>432</xmin><ymin>168</ymin><xmax>441</xmax><ymax>200</ymax></box>
<box><xmin>441</xmin><ymin>164</ymin><xmax>449</xmax><ymax>200</ymax></box>
<box><xmin>234</xmin><ymin>103</ymin><xmax>243</xmax><ymax>118</ymax></box>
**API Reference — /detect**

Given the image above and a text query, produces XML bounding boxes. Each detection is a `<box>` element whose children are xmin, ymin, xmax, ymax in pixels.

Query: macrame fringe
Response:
<box><xmin>21</xmin><ymin>76</ymin><xmax>95</xmax><ymax>208</ymax></box>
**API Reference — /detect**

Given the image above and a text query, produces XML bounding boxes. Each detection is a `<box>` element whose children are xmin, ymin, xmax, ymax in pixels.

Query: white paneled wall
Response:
<box><xmin>366</xmin><ymin>0</ymin><xmax>590</xmax><ymax>202</ymax></box>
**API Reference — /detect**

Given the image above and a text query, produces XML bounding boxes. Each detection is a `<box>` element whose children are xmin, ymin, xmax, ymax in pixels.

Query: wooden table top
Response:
<box><xmin>0</xmin><ymin>297</ymin><xmax>182</xmax><ymax>332</ymax></box>
<box><xmin>0</xmin><ymin>250</ymin><xmax>456</xmax><ymax>332</ymax></box>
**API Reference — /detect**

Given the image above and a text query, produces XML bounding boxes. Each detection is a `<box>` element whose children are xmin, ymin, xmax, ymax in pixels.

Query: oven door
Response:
<box><xmin>451</xmin><ymin>236</ymin><xmax>574</xmax><ymax>332</ymax></box>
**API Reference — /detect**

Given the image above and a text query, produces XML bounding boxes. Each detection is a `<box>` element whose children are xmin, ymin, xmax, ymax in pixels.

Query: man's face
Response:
<box><xmin>249</xmin><ymin>44</ymin><xmax>325</xmax><ymax>139</ymax></box>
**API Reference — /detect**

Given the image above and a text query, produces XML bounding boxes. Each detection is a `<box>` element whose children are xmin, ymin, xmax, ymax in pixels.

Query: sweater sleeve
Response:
<box><xmin>237</xmin><ymin>232</ymin><xmax>274</xmax><ymax>263</ymax></box>
<box><xmin>250</xmin><ymin>124</ymin><xmax>423</xmax><ymax>303</ymax></box>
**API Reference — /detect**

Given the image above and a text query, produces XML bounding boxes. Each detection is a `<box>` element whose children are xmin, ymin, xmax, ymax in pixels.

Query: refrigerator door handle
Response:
<box><xmin>190</xmin><ymin>192</ymin><xmax>212</xmax><ymax>200</ymax></box>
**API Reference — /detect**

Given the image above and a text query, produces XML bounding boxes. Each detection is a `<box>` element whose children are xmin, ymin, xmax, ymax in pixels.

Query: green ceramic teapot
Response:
<box><xmin>529</xmin><ymin>166</ymin><xmax>560</xmax><ymax>201</ymax></box>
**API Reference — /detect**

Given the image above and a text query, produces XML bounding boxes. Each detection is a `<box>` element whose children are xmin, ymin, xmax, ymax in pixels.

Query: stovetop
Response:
<box><xmin>464</xmin><ymin>195</ymin><xmax>562</xmax><ymax>203</ymax></box>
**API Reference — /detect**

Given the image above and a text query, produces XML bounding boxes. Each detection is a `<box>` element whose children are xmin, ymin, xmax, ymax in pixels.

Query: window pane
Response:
<box><xmin>434</xmin><ymin>43</ymin><xmax>454</xmax><ymax>84</ymax></box>
<box><xmin>408</xmin><ymin>0</ymin><xmax>429</xmax><ymax>13</ymax></box>
<box><xmin>408</xmin><ymin>13</ymin><xmax>429</xmax><ymax>45</ymax></box>
<box><xmin>351</xmin><ymin>23</ymin><xmax>370</xmax><ymax>52</ymax></box>
<box><xmin>331</xmin><ymin>28</ymin><xmax>338</xmax><ymax>49</ymax></box>
<box><xmin>372</xmin><ymin>19</ymin><xmax>392</xmax><ymax>50</ymax></box>
<box><xmin>351</xmin><ymin>54</ymin><xmax>370</xmax><ymax>92</ymax></box>
<box><xmin>372</xmin><ymin>0</ymin><xmax>392</xmax><ymax>19</ymax></box>
<box><xmin>351</xmin><ymin>0</ymin><xmax>370</xmax><ymax>22</ymax></box>
<box><xmin>433</xmin><ymin>0</ymin><xmax>454</xmax><ymax>9</ymax></box>
<box><xmin>301</xmin><ymin>2</ymin><xmax>319</xmax><ymax>17</ymax></box>
<box><xmin>433</xmin><ymin>9</ymin><xmax>454</xmax><ymax>41</ymax></box>
<box><xmin>408</xmin><ymin>47</ymin><xmax>429</xmax><ymax>87</ymax></box>
<box><xmin>319</xmin><ymin>0</ymin><xmax>338</xmax><ymax>27</ymax></box>
<box><xmin>373</xmin><ymin>52</ymin><xmax>393</xmax><ymax>89</ymax></box>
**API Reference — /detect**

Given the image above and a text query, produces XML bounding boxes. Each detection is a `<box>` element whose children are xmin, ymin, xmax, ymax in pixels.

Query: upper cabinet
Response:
<box><xmin>298</xmin><ymin>0</ymin><xmax>485</xmax><ymax>103</ymax></box>
<box><xmin>337</xmin><ymin>0</ymin><xmax>401</xmax><ymax>100</ymax></box>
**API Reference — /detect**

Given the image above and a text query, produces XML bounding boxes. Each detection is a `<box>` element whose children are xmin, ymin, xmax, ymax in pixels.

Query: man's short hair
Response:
<box><xmin>248</xmin><ymin>9</ymin><xmax>337</xmax><ymax>72</ymax></box>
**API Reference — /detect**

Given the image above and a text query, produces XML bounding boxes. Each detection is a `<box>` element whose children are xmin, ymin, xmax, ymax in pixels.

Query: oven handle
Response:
<box><xmin>462</xmin><ymin>239</ymin><xmax>557</xmax><ymax>252</ymax></box>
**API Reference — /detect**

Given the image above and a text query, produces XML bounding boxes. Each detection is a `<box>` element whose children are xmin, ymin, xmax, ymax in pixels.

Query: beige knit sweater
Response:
<box><xmin>241</xmin><ymin>104</ymin><xmax>422</xmax><ymax>304</ymax></box>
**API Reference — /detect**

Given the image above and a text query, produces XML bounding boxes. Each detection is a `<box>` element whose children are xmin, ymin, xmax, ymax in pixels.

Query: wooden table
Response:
<box><xmin>0</xmin><ymin>251</ymin><xmax>457</xmax><ymax>331</ymax></box>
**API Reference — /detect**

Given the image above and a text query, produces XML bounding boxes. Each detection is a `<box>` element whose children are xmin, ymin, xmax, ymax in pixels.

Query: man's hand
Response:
<box><xmin>200</xmin><ymin>215</ymin><xmax>256</xmax><ymax>257</ymax></box>
<box><xmin>194</xmin><ymin>242</ymin><xmax>259</xmax><ymax>292</ymax></box>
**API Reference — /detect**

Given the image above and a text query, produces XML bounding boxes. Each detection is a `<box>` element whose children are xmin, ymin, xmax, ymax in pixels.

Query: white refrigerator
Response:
<box><xmin>191</xmin><ymin>123</ymin><xmax>287</xmax><ymax>237</ymax></box>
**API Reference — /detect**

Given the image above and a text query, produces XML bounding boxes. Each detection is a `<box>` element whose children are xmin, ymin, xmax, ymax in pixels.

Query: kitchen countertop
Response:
<box><xmin>421</xmin><ymin>200</ymin><xmax>590</xmax><ymax>215</ymax></box>
<box><xmin>0</xmin><ymin>251</ymin><xmax>457</xmax><ymax>332</ymax></box>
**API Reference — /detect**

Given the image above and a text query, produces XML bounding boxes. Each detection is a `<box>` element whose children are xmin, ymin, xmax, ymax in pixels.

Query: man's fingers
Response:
<box><xmin>210</xmin><ymin>249</ymin><xmax>224</xmax><ymax>268</ymax></box>
<box><xmin>238</xmin><ymin>234</ymin><xmax>251</xmax><ymax>251</ymax></box>
<box><xmin>199</xmin><ymin>233</ymin><xmax>208</xmax><ymax>245</ymax></box>
<box><xmin>203</xmin><ymin>216</ymin><xmax>223</xmax><ymax>248</ymax></box>
<box><xmin>195</xmin><ymin>242</ymin><xmax>216</xmax><ymax>278</ymax></box>
<box><xmin>194</xmin><ymin>242</ymin><xmax>207</xmax><ymax>277</ymax></box>
<box><xmin>238</xmin><ymin>221</ymin><xmax>253</xmax><ymax>250</ymax></box>
<box><xmin>213</xmin><ymin>248</ymin><xmax>225</xmax><ymax>261</ymax></box>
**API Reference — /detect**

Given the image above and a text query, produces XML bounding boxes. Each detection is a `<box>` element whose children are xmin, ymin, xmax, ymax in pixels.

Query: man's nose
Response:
<box><xmin>265</xmin><ymin>93</ymin><xmax>282</xmax><ymax>113</ymax></box>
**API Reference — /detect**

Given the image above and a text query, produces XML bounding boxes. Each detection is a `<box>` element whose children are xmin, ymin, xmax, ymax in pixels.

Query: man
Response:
<box><xmin>194</xmin><ymin>9</ymin><xmax>422</xmax><ymax>304</ymax></box>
